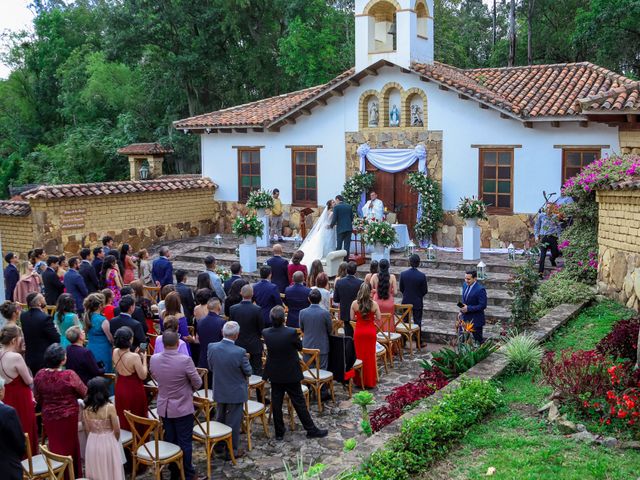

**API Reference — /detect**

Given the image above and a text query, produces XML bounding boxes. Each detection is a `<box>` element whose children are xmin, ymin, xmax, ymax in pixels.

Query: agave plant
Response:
<box><xmin>503</xmin><ymin>332</ymin><xmax>543</xmax><ymax>373</ymax></box>
<box><xmin>280</xmin><ymin>454</ymin><xmax>326</xmax><ymax>480</ymax></box>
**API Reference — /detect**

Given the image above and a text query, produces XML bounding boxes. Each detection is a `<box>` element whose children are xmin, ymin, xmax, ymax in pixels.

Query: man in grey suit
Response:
<box><xmin>207</xmin><ymin>321</ymin><xmax>252</xmax><ymax>459</ymax></box>
<box><xmin>299</xmin><ymin>289</ymin><xmax>332</xmax><ymax>369</ymax></box>
<box><xmin>329</xmin><ymin>194</ymin><xmax>353</xmax><ymax>260</ymax></box>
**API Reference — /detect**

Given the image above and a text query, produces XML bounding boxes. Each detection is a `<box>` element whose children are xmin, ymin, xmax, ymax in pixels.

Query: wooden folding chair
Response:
<box><xmin>330</xmin><ymin>307</ymin><xmax>343</xmax><ymax>335</ymax></box>
<box><xmin>125</xmin><ymin>410</ymin><xmax>185</xmax><ymax>480</ymax></box>
<box><xmin>249</xmin><ymin>374</ymin><xmax>266</xmax><ymax>402</ymax></box>
<box><xmin>376</xmin><ymin>313</ymin><xmax>403</xmax><ymax>365</ymax></box>
<box><xmin>243</xmin><ymin>388</ymin><xmax>270</xmax><ymax>450</ymax></box>
<box><xmin>266</xmin><ymin>382</ymin><xmax>310</xmax><ymax>431</ymax></box>
<box><xmin>300</xmin><ymin>348</ymin><xmax>335</xmax><ymax>412</ymax></box>
<box><xmin>21</xmin><ymin>433</ymin><xmax>62</xmax><ymax>479</ymax></box>
<box><xmin>347</xmin><ymin>359</ymin><xmax>365</xmax><ymax>397</ymax></box>
<box><xmin>39</xmin><ymin>443</ymin><xmax>87</xmax><ymax>480</ymax></box>
<box><xmin>44</xmin><ymin>305</ymin><xmax>57</xmax><ymax>316</ymax></box>
<box><xmin>193</xmin><ymin>367</ymin><xmax>212</xmax><ymax>400</ymax></box>
<box><xmin>143</xmin><ymin>286</ymin><xmax>161</xmax><ymax>304</ymax></box>
<box><xmin>144</xmin><ymin>384</ymin><xmax>161</xmax><ymax>423</ymax></box>
<box><xmin>394</xmin><ymin>304</ymin><xmax>421</xmax><ymax>355</ymax></box>
<box><xmin>192</xmin><ymin>396</ymin><xmax>235</xmax><ymax>478</ymax></box>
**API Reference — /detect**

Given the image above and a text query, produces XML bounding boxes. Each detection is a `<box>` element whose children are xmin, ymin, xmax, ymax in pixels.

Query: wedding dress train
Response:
<box><xmin>299</xmin><ymin>208</ymin><xmax>336</xmax><ymax>268</ymax></box>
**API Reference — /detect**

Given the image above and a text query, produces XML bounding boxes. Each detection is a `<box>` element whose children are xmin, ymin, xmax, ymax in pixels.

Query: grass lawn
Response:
<box><xmin>421</xmin><ymin>300</ymin><xmax>640</xmax><ymax>480</ymax></box>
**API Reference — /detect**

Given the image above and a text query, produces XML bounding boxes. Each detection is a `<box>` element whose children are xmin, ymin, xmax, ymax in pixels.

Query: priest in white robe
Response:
<box><xmin>363</xmin><ymin>191</ymin><xmax>384</xmax><ymax>221</ymax></box>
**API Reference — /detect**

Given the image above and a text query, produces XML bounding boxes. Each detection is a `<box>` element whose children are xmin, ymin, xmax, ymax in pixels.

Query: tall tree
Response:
<box><xmin>526</xmin><ymin>0</ymin><xmax>535</xmax><ymax>65</ymax></box>
<box><xmin>508</xmin><ymin>0</ymin><xmax>516</xmax><ymax>66</ymax></box>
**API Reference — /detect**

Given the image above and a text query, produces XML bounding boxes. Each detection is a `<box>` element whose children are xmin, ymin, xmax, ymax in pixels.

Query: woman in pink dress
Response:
<box><xmin>120</xmin><ymin>244</ymin><xmax>136</xmax><ymax>285</ymax></box>
<box><xmin>370</xmin><ymin>258</ymin><xmax>397</xmax><ymax>332</ymax></box>
<box><xmin>101</xmin><ymin>255</ymin><xmax>122</xmax><ymax>307</ymax></box>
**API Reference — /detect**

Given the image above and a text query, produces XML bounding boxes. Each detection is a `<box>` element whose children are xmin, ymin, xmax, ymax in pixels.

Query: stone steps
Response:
<box><xmin>421</xmin><ymin>317</ymin><xmax>503</xmax><ymax>344</ymax></box>
<box><xmin>426</xmin><ymin>284</ymin><xmax>512</xmax><ymax>307</ymax></box>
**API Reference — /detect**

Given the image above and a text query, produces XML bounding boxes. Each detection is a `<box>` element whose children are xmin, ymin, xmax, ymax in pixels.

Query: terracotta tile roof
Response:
<box><xmin>0</xmin><ymin>200</ymin><xmax>31</xmax><ymax>216</ymax></box>
<box><xmin>21</xmin><ymin>176</ymin><xmax>216</xmax><ymax>200</ymax></box>
<box><xmin>578</xmin><ymin>81</ymin><xmax>640</xmax><ymax>113</ymax></box>
<box><xmin>603</xmin><ymin>176</ymin><xmax>640</xmax><ymax>190</ymax></box>
<box><xmin>117</xmin><ymin>143</ymin><xmax>174</xmax><ymax>156</ymax></box>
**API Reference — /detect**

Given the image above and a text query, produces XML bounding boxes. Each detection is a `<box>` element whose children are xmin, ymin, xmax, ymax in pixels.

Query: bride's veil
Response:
<box><xmin>299</xmin><ymin>206</ymin><xmax>330</xmax><ymax>267</ymax></box>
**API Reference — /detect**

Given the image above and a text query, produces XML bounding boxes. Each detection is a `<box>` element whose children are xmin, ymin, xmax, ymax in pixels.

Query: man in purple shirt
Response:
<box><xmin>150</xmin><ymin>331</ymin><xmax>202</xmax><ymax>480</ymax></box>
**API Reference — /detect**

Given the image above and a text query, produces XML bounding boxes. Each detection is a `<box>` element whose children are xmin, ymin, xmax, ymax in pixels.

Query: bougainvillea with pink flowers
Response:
<box><xmin>561</xmin><ymin>154</ymin><xmax>640</xmax><ymax>199</ymax></box>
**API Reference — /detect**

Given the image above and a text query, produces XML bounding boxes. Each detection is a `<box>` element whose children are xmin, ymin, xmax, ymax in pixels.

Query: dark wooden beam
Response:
<box><xmin>523</xmin><ymin>122</ymin><xmax>533</xmax><ymax>129</ymax></box>
<box><xmin>268</xmin><ymin>126</ymin><xmax>280</xmax><ymax>132</ymax></box>
<box><xmin>219</xmin><ymin>128</ymin><xmax>232</xmax><ymax>133</ymax></box>
<box><xmin>628</xmin><ymin>114</ymin><xmax>638</xmax><ymax>123</ymax></box>
<box><xmin>364</xmin><ymin>68</ymin><xmax>378</xmax><ymax>76</ymax></box>
<box><xmin>318</xmin><ymin>97</ymin><xmax>328</xmax><ymax>106</ymax></box>
<box><xmin>348</xmin><ymin>79</ymin><xmax>360</xmax><ymax>87</ymax></box>
<box><xmin>233</xmin><ymin>128</ymin><xmax>247</xmax><ymax>133</ymax></box>
<box><xmin>580</xmin><ymin>121</ymin><xmax>589</xmax><ymax>128</ymax></box>
<box><xmin>331</xmin><ymin>89</ymin><xmax>344</xmax><ymax>97</ymax></box>
<box><xmin>252</xmin><ymin>128</ymin><xmax>264</xmax><ymax>133</ymax></box>
<box><xmin>420</xmin><ymin>76</ymin><xmax>430</xmax><ymax>83</ymax></box>
<box><xmin>300</xmin><ymin>109</ymin><xmax>311</xmax><ymax>116</ymax></box>
<box><xmin>401</xmin><ymin>68</ymin><xmax>411</xmax><ymax>74</ymax></box>
<box><xmin>285</xmin><ymin>117</ymin><xmax>296</xmax><ymax>125</ymax></box>
<box><xmin>458</xmin><ymin>93</ymin><xmax>469</xmax><ymax>100</ymax></box>
<box><xmin>551</xmin><ymin>121</ymin><xmax>560</xmax><ymax>128</ymax></box>
<box><xmin>479</xmin><ymin>104</ymin><xmax>489</xmax><ymax>109</ymax></box>
<box><xmin>438</xmin><ymin>85</ymin><xmax>449</xmax><ymax>91</ymax></box>
<box><xmin>500</xmin><ymin>113</ymin><xmax>510</xmax><ymax>119</ymax></box>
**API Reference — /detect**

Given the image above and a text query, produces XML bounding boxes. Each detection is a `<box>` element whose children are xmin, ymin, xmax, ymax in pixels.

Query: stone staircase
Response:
<box><xmin>161</xmin><ymin>234</ymin><xmax>521</xmax><ymax>344</ymax></box>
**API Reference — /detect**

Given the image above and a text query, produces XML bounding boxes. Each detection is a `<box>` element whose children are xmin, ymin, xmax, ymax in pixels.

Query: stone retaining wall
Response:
<box><xmin>0</xmin><ymin>213</ymin><xmax>34</xmax><ymax>259</ymax></box>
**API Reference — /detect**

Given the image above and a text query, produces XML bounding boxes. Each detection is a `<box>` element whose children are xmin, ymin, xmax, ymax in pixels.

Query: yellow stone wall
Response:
<box><xmin>620</xmin><ymin>127</ymin><xmax>640</xmax><ymax>155</ymax></box>
<box><xmin>596</xmin><ymin>189</ymin><xmax>640</xmax><ymax>310</ymax></box>
<box><xmin>0</xmin><ymin>214</ymin><xmax>35</xmax><ymax>259</ymax></box>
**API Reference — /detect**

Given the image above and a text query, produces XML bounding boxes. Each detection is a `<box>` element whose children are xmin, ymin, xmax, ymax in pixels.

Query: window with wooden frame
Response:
<box><xmin>291</xmin><ymin>148</ymin><xmax>317</xmax><ymax>206</ymax></box>
<box><xmin>562</xmin><ymin>149</ymin><xmax>600</xmax><ymax>184</ymax></box>
<box><xmin>238</xmin><ymin>149</ymin><xmax>261</xmax><ymax>203</ymax></box>
<box><xmin>479</xmin><ymin>149</ymin><xmax>514</xmax><ymax>214</ymax></box>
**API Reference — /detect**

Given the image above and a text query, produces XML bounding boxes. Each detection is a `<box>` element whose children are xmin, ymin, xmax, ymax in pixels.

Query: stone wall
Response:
<box><xmin>620</xmin><ymin>124</ymin><xmax>640</xmax><ymax>155</ymax></box>
<box><xmin>0</xmin><ymin>214</ymin><xmax>34</xmax><ymax>258</ymax></box>
<box><xmin>596</xmin><ymin>188</ymin><xmax>640</xmax><ymax>310</ymax></box>
<box><xmin>436</xmin><ymin>212</ymin><xmax>535</xmax><ymax>249</ymax></box>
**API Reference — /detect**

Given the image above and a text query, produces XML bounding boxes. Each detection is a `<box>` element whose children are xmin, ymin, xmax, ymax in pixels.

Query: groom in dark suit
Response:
<box><xmin>329</xmin><ymin>195</ymin><xmax>353</xmax><ymax>260</ymax></box>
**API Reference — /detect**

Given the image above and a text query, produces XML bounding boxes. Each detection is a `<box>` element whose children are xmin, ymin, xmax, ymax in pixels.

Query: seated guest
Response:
<box><xmin>3</xmin><ymin>252</ymin><xmax>19</xmax><ymax>302</ymax></box>
<box><xmin>160</xmin><ymin>292</ymin><xmax>192</xmax><ymax>352</ymax></box>
<box><xmin>54</xmin><ymin>293</ymin><xmax>83</xmax><ymax>349</ymax></box>
<box><xmin>109</xmin><ymin>295</ymin><xmax>146</xmax><ymax>350</ymax></box>
<box><xmin>20</xmin><ymin>292</ymin><xmax>60</xmax><ymax>374</ymax></box>
<box><xmin>311</xmin><ymin>273</ymin><xmax>332</xmax><ymax>311</ymax></box>
<box><xmin>34</xmin><ymin>343</ymin><xmax>87</xmax><ymax>476</ymax></box>
<box><xmin>299</xmin><ymin>289</ymin><xmax>332</xmax><ymax>369</ymax></box>
<box><xmin>150</xmin><ymin>331</ymin><xmax>202</xmax><ymax>480</ymax></box>
<box><xmin>224</xmin><ymin>262</ymin><xmax>243</xmax><ymax>295</ymax></box>
<box><xmin>0</xmin><ymin>377</ymin><xmax>26</xmax><ymax>480</ymax></box>
<box><xmin>175</xmin><ymin>269</ymin><xmax>196</xmax><ymax>323</ymax></box>
<box><xmin>84</xmin><ymin>293</ymin><xmax>113</xmax><ymax>373</ymax></box>
<box><xmin>0</xmin><ymin>301</ymin><xmax>19</xmax><ymax>329</ymax></box>
<box><xmin>266</xmin><ymin>244</ymin><xmax>289</xmax><ymax>293</ymax></box>
<box><xmin>112</xmin><ymin>327</ymin><xmax>148</xmax><ymax>429</ymax></box>
<box><xmin>284</xmin><ymin>271</ymin><xmax>311</xmax><ymax>328</ymax></box>
<box><xmin>194</xmin><ymin>288</ymin><xmax>214</xmax><ymax>321</ymax></box>
<box><xmin>65</xmin><ymin>326</ymin><xmax>104</xmax><ymax>385</ymax></box>
<box><xmin>155</xmin><ymin>315</ymin><xmax>190</xmax><ymax>356</ymax></box>
<box><xmin>287</xmin><ymin>250</ymin><xmax>308</xmax><ymax>286</ymax></box>
<box><xmin>224</xmin><ymin>279</ymin><xmax>248</xmax><ymax>318</ymax></box>
<box><xmin>196</xmin><ymin>298</ymin><xmax>225</xmax><ymax>369</ymax></box>
<box><xmin>253</xmin><ymin>265</ymin><xmax>282</xmax><ymax>328</ymax></box>
<box><xmin>207</xmin><ymin>321</ymin><xmax>251</xmax><ymax>459</ymax></box>
<box><xmin>0</xmin><ymin>324</ymin><xmax>38</xmax><ymax>455</ymax></box>
<box><xmin>101</xmin><ymin>288</ymin><xmax>116</xmax><ymax>320</ymax></box>
<box><xmin>308</xmin><ymin>259</ymin><xmax>324</xmax><ymax>288</ymax></box>
<box><xmin>43</xmin><ymin>255</ymin><xmax>65</xmax><ymax>306</ymax></box>
<box><xmin>79</xmin><ymin>248</ymin><xmax>100</xmax><ymax>293</ymax></box>
<box><xmin>229</xmin><ymin>285</ymin><xmax>264</xmax><ymax>375</ymax></box>
<box><xmin>64</xmin><ymin>257</ymin><xmax>89</xmax><ymax>315</ymax></box>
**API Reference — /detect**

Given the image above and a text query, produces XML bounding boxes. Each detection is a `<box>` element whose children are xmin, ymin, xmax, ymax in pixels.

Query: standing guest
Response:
<box><xmin>151</xmin><ymin>246</ymin><xmax>173</xmax><ymax>288</ymax></box>
<box><xmin>204</xmin><ymin>255</ymin><xmax>226</xmax><ymax>303</ymax></box>
<box><xmin>3</xmin><ymin>253</ymin><xmax>19</xmax><ymax>302</ymax></box>
<box><xmin>154</xmin><ymin>315</ymin><xmax>190</xmax><ymax>355</ymax></box>
<box><xmin>229</xmin><ymin>285</ymin><xmax>264</xmax><ymax>375</ymax></box>
<box><xmin>137</xmin><ymin>249</ymin><xmax>153</xmax><ymax>286</ymax></box>
<box><xmin>0</xmin><ymin>324</ymin><xmax>38</xmax><ymax>454</ymax></box>
<box><xmin>0</xmin><ymin>301</ymin><xmax>19</xmax><ymax>329</ymax></box>
<box><xmin>351</xmin><ymin>283</ymin><xmax>380</xmax><ymax>388</ymax></box>
<box><xmin>335</xmin><ymin>261</ymin><xmax>348</xmax><ymax>282</ymax></box>
<box><xmin>299</xmin><ymin>289</ymin><xmax>332</xmax><ymax>369</ymax></box>
<box><xmin>308</xmin><ymin>259</ymin><xmax>324</xmax><ymax>288</ymax></box>
<box><xmin>82</xmin><ymin>377</ymin><xmax>125</xmax><ymax>480</ymax></box>
<box><xmin>157</xmin><ymin>284</ymin><xmax>176</xmax><ymax>317</ymax></box>
<box><xmin>13</xmin><ymin>262</ymin><xmax>42</xmax><ymax>304</ymax></box>
<box><xmin>160</xmin><ymin>292</ymin><xmax>192</xmax><ymax>350</ymax></box>
<box><xmin>370</xmin><ymin>258</ymin><xmax>397</xmax><ymax>331</ymax></box>
<box><xmin>43</xmin><ymin>255</ymin><xmax>65</xmax><ymax>306</ymax></box>
<box><xmin>269</xmin><ymin>188</ymin><xmax>284</xmax><ymax>241</ymax></box>
<box><xmin>224</xmin><ymin>279</ymin><xmax>248</xmax><ymax>318</ymax></box>
<box><xmin>253</xmin><ymin>265</ymin><xmax>282</xmax><ymax>328</ymax></box>
<box><xmin>197</xmin><ymin>298</ymin><xmax>226</xmax><ymax>369</ymax></box>
<box><xmin>266</xmin><ymin>244</ymin><xmax>289</xmax><ymax>293</ymax></box>
<box><xmin>130</xmin><ymin>280</ymin><xmax>154</xmax><ymax>331</ymax></box>
<box><xmin>112</xmin><ymin>327</ymin><xmax>148</xmax><ymax>428</ymax></box>
<box><xmin>0</xmin><ymin>376</ymin><xmax>26</xmax><ymax>480</ymax></box>
<box><xmin>534</xmin><ymin>204</ymin><xmax>562</xmax><ymax>277</ymax></box>
<box><xmin>287</xmin><ymin>250</ymin><xmax>308</xmax><ymax>285</ymax></box>
<box><xmin>65</xmin><ymin>326</ymin><xmax>104</xmax><ymax>385</ymax></box>
<box><xmin>92</xmin><ymin>247</ymin><xmax>105</xmax><ymax>284</ymax></box>
<box><xmin>333</xmin><ymin>261</ymin><xmax>363</xmax><ymax>337</ymax></box>
<box><xmin>64</xmin><ymin>257</ymin><xmax>89</xmax><ymax>314</ymax></box>
<box><xmin>56</xmin><ymin>255</ymin><xmax>68</xmax><ymax>283</ymax></box>
<box><xmin>284</xmin><ymin>271</ymin><xmax>311</xmax><ymax>328</ymax></box>
<box><xmin>400</xmin><ymin>254</ymin><xmax>428</xmax><ymax>339</ymax></box>
<box><xmin>80</xmin><ymin>248</ymin><xmax>100</xmax><ymax>293</ymax></box>
<box><xmin>101</xmin><ymin>236</ymin><xmax>114</xmax><ymax>256</ymax></box>
<box><xmin>109</xmin><ymin>295</ymin><xmax>146</xmax><ymax>350</ymax></box>
<box><xmin>175</xmin><ymin>269</ymin><xmax>196</xmax><ymax>322</ymax></box>
<box><xmin>110</xmin><ymin>249</ymin><xmax>123</xmax><ymax>277</ymax></box>
<box><xmin>84</xmin><ymin>293</ymin><xmax>113</xmax><ymax>373</ymax></box>
<box><xmin>329</xmin><ymin>194</ymin><xmax>353</xmax><ymax>260</ymax></box>
<box><xmin>54</xmin><ymin>293</ymin><xmax>82</xmax><ymax>348</ymax></box>
<box><xmin>196</xmin><ymin>272</ymin><xmax>214</xmax><ymax>292</ymax></box>
<box><xmin>120</xmin><ymin>244</ymin><xmax>136</xmax><ymax>285</ymax></box>
<box><xmin>34</xmin><ymin>343</ymin><xmax>87</xmax><ymax>476</ymax></box>
<box><xmin>194</xmin><ymin>288</ymin><xmax>213</xmax><ymax>321</ymax></box>
<box><xmin>114</xmin><ymin>287</ymin><xmax>149</xmax><ymax>334</ymax></box>
<box><xmin>101</xmin><ymin>288</ymin><xmax>115</xmax><ymax>320</ymax></box>
<box><xmin>262</xmin><ymin>306</ymin><xmax>328</xmax><ymax>441</ymax></box>
<box><xmin>150</xmin><ymin>330</ymin><xmax>202</xmax><ymax>480</ymax></box>
<box><xmin>207</xmin><ymin>321</ymin><xmax>251</xmax><ymax>459</ymax></box>
<box><xmin>311</xmin><ymin>273</ymin><xmax>332</xmax><ymax>311</ymax></box>
<box><xmin>20</xmin><ymin>292</ymin><xmax>60</xmax><ymax>373</ymax></box>
<box><xmin>364</xmin><ymin>260</ymin><xmax>379</xmax><ymax>287</ymax></box>
<box><xmin>458</xmin><ymin>270</ymin><xmax>487</xmax><ymax>344</ymax></box>
<box><xmin>102</xmin><ymin>255</ymin><xmax>123</xmax><ymax>307</ymax></box>
<box><xmin>224</xmin><ymin>262</ymin><xmax>243</xmax><ymax>295</ymax></box>
<box><xmin>31</xmin><ymin>248</ymin><xmax>47</xmax><ymax>275</ymax></box>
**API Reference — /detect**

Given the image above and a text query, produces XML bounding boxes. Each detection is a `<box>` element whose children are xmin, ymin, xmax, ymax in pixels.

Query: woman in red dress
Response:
<box><xmin>0</xmin><ymin>324</ymin><xmax>38</xmax><ymax>454</ymax></box>
<box><xmin>287</xmin><ymin>250</ymin><xmax>308</xmax><ymax>285</ymax></box>
<box><xmin>101</xmin><ymin>288</ymin><xmax>115</xmax><ymax>320</ymax></box>
<box><xmin>112</xmin><ymin>326</ymin><xmax>148</xmax><ymax>429</ymax></box>
<box><xmin>351</xmin><ymin>283</ymin><xmax>381</xmax><ymax>389</ymax></box>
<box><xmin>34</xmin><ymin>343</ymin><xmax>87</xmax><ymax>476</ymax></box>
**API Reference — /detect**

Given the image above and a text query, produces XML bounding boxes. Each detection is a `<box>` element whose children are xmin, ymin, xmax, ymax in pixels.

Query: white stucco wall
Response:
<box><xmin>201</xmin><ymin>65</ymin><xmax>620</xmax><ymax>214</ymax></box>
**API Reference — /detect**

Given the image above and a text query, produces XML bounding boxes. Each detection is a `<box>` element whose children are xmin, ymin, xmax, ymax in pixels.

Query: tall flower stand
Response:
<box><xmin>370</xmin><ymin>243</ymin><xmax>390</xmax><ymax>262</ymax></box>
<box><xmin>239</xmin><ymin>237</ymin><xmax>258</xmax><ymax>273</ymax></box>
<box><xmin>256</xmin><ymin>209</ymin><xmax>269</xmax><ymax>248</ymax></box>
<box><xmin>462</xmin><ymin>218</ymin><xmax>481</xmax><ymax>260</ymax></box>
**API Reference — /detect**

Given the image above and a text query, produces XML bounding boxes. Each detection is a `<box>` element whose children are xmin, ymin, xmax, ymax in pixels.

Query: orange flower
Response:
<box><xmin>461</xmin><ymin>321</ymin><xmax>475</xmax><ymax>333</ymax></box>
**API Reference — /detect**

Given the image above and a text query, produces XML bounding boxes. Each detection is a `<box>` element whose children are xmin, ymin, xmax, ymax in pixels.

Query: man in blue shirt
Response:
<box><xmin>534</xmin><ymin>205</ymin><xmax>562</xmax><ymax>276</ymax></box>
<box><xmin>152</xmin><ymin>246</ymin><xmax>174</xmax><ymax>287</ymax></box>
<box><xmin>204</xmin><ymin>255</ymin><xmax>226</xmax><ymax>303</ymax></box>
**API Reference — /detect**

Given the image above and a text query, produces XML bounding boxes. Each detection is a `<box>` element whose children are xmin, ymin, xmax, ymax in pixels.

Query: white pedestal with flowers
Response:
<box><xmin>247</xmin><ymin>190</ymin><xmax>275</xmax><ymax>249</ymax></box>
<box><xmin>233</xmin><ymin>214</ymin><xmax>263</xmax><ymax>273</ymax></box>
<box><xmin>457</xmin><ymin>197</ymin><xmax>487</xmax><ymax>261</ymax></box>
<box><xmin>362</xmin><ymin>218</ymin><xmax>397</xmax><ymax>263</ymax></box>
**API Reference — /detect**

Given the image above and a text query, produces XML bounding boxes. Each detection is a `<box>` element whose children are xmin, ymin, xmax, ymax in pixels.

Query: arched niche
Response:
<box><xmin>403</xmin><ymin>87</ymin><xmax>428</xmax><ymax>128</ymax></box>
<box><xmin>363</xmin><ymin>0</ymin><xmax>401</xmax><ymax>53</ymax></box>
<box><xmin>415</xmin><ymin>0</ymin><xmax>430</xmax><ymax>38</ymax></box>
<box><xmin>380</xmin><ymin>82</ymin><xmax>404</xmax><ymax>128</ymax></box>
<box><xmin>359</xmin><ymin>90</ymin><xmax>381</xmax><ymax>129</ymax></box>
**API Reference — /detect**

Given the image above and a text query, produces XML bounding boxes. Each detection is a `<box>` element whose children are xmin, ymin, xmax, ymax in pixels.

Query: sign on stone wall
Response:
<box><xmin>60</xmin><ymin>208</ymin><xmax>86</xmax><ymax>230</ymax></box>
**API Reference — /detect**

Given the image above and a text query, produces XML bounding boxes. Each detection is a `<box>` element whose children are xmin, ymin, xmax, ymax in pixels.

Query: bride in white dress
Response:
<box><xmin>300</xmin><ymin>200</ymin><xmax>336</xmax><ymax>268</ymax></box>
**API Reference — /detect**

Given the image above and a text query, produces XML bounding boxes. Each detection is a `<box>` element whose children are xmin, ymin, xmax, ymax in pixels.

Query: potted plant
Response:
<box><xmin>362</xmin><ymin>218</ymin><xmax>398</xmax><ymax>255</ymax></box>
<box><xmin>457</xmin><ymin>196</ymin><xmax>488</xmax><ymax>227</ymax></box>
<box><xmin>232</xmin><ymin>214</ymin><xmax>264</xmax><ymax>244</ymax></box>
<box><xmin>246</xmin><ymin>189</ymin><xmax>275</xmax><ymax>216</ymax></box>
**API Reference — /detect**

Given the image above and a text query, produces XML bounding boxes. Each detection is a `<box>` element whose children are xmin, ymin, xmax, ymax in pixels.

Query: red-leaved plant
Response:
<box><xmin>540</xmin><ymin>350</ymin><xmax>610</xmax><ymax>407</ymax></box>
<box><xmin>370</xmin><ymin>368</ymin><xmax>448</xmax><ymax>432</ymax></box>
<box><xmin>596</xmin><ymin>317</ymin><xmax>640</xmax><ymax>363</ymax></box>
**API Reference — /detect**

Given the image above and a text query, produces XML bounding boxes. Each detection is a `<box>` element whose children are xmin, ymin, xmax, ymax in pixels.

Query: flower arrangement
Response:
<box><xmin>362</xmin><ymin>218</ymin><xmax>398</xmax><ymax>247</ymax></box>
<box><xmin>342</xmin><ymin>172</ymin><xmax>375</xmax><ymax>213</ymax></box>
<box><xmin>457</xmin><ymin>196</ymin><xmax>488</xmax><ymax>220</ymax></box>
<box><xmin>406</xmin><ymin>173</ymin><xmax>443</xmax><ymax>241</ymax></box>
<box><xmin>214</xmin><ymin>265</ymin><xmax>231</xmax><ymax>282</ymax></box>
<box><xmin>232</xmin><ymin>214</ymin><xmax>264</xmax><ymax>238</ymax></box>
<box><xmin>353</xmin><ymin>216</ymin><xmax>370</xmax><ymax>233</ymax></box>
<box><xmin>246</xmin><ymin>189</ymin><xmax>274</xmax><ymax>210</ymax></box>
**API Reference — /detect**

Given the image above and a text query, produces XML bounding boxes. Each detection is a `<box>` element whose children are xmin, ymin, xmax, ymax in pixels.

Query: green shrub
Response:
<box><xmin>503</xmin><ymin>332</ymin><xmax>544</xmax><ymax>372</ymax></box>
<box><xmin>531</xmin><ymin>270</ymin><xmax>595</xmax><ymax>318</ymax></box>
<box><xmin>281</xmin><ymin>454</ymin><xmax>326</xmax><ymax>480</ymax></box>
<box><xmin>423</xmin><ymin>342</ymin><xmax>497</xmax><ymax>379</ymax></box>
<box><xmin>508</xmin><ymin>256</ymin><xmax>540</xmax><ymax>330</ymax></box>
<box><xmin>343</xmin><ymin>438</ymin><xmax>357</xmax><ymax>452</ymax></box>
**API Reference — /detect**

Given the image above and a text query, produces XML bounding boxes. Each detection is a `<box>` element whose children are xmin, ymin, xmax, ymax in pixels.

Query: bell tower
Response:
<box><xmin>355</xmin><ymin>0</ymin><xmax>434</xmax><ymax>72</ymax></box>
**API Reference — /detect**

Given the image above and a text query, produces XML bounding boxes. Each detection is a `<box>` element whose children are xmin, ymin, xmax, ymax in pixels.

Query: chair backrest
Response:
<box><xmin>394</xmin><ymin>304</ymin><xmax>413</xmax><ymax>329</ymax></box>
<box><xmin>23</xmin><ymin>432</ymin><xmax>35</xmax><ymax>476</ymax></box>
<box><xmin>376</xmin><ymin>314</ymin><xmax>394</xmax><ymax>339</ymax></box>
<box><xmin>147</xmin><ymin>332</ymin><xmax>158</xmax><ymax>355</ymax></box>
<box><xmin>192</xmin><ymin>395</ymin><xmax>212</xmax><ymax>436</ymax></box>
<box><xmin>39</xmin><ymin>443</ymin><xmax>75</xmax><ymax>480</ymax></box>
<box><xmin>45</xmin><ymin>305</ymin><xmax>57</xmax><ymax>316</ymax></box>
<box><xmin>143</xmin><ymin>286</ymin><xmax>161</xmax><ymax>304</ymax></box>
<box><xmin>125</xmin><ymin>410</ymin><xmax>162</xmax><ymax>461</ymax></box>
<box><xmin>143</xmin><ymin>384</ymin><xmax>160</xmax><ymax>418</ymax></box>
<box><xmin>195</xmin><ymin>367</ymin><xmax>209</xmax><ymax>397</ymax></box>
<box><xmin>300</xmin><ymin>348</ymin><xmax>321</xmax><ymax>379</ymax></box>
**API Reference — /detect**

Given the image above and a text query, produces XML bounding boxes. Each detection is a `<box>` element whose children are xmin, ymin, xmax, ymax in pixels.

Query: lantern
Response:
<box><xmin>293</xmin><ymin>233</ymin><xmax>302</xmax><ymax>249</ymax></box>
<box><xmin>477</xmin><ymin>261</ymin><xmax>486</xmax><ymax>280</ymax></box>
<box><xmin>139</xmin><ymin>163</ymin><xmax>150</xmax><ymax>180</ymax></box>
<box><xmin>405</xmin><ymin>240</ymin><xmax>416</xmax><ymax>257</ymax></box>
<box><xmin>234</xmin><ymin>247</ymin><xmax>240</xmax><ymax>258</ymax></box>
<box><xmin>507</xmin><ymin>243</ymin><xmax>516</xmax><ymax>261</ymax></box>
<box><xmin>426</xmin><ymin>244</ymin><xmax>436</xmax><ymax>262</ymax></box>
<box><xmin>214</xmin><ymin>234</ymin><xmax>222</xmax><ymax>246</ymax></box>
